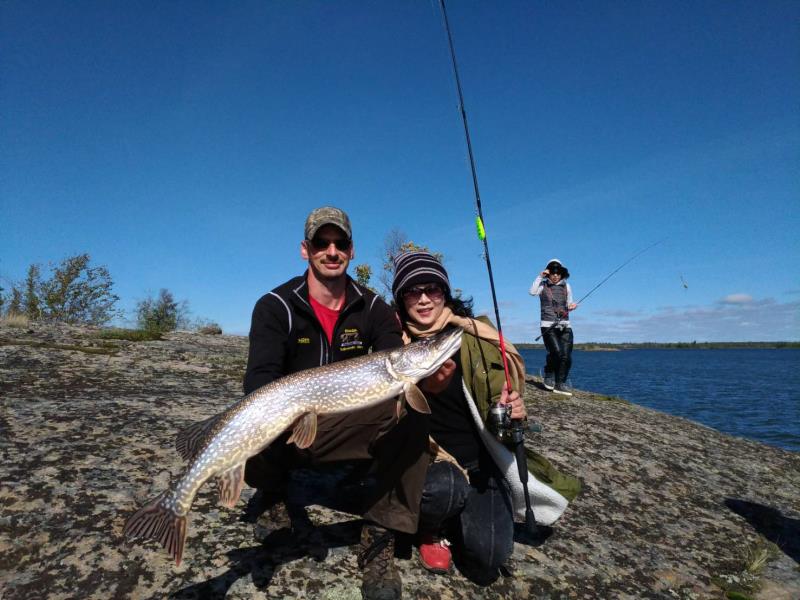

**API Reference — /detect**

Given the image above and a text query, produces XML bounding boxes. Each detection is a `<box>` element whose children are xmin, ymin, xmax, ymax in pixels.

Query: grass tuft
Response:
<box><xmin>97</xmin><ymin>328</ymin><xmax>162</xmax><ymax>342</ymax></box>
<box><xmin>0</xmin><ymin>313</ymin><xmax>30</xmax><ymax>328</ymax></box>
<box><xmin>713</xmin><ymin>536</ymin><xmax>781</xmax><ymax>598</ymax></box>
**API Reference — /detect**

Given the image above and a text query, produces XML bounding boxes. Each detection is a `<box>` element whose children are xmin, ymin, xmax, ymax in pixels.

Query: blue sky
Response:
<box><xmin>2</xmin><ymin>1</ymin><xmax>798</xmax><ymax>342</ymax></box>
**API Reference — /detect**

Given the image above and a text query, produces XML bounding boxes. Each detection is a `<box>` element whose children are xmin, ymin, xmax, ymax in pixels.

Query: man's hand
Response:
<box><xmin>419</xmin><ymin>358</ymin><xmax>457</xmax><ymax>394</ymax></box>
<box><xmin>498</xmin><ymin>383</ymin><xmax>526</xmax><ymax>420</ymax></box>
<box><xmin>568</xmin><ymin>302</ymin><xmax>578</xmax><ymax>311</ymax></box>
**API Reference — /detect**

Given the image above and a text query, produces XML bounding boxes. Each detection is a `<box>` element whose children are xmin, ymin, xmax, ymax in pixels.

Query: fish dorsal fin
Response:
<box><xmin>286</xmin><ymin>411</ymin><xmax>318</xmax><ymax>449</ymax></box>
<box><xmin>404</xmin><ymin>383</ymin><xmax>431</xmax><ymax>414</ymax></box>
<box><xmin>176</xmin><ymin>414</ymin><xmax>220</xmax><ymax>462</ymax></box>
<box><xmin>217</xmin><ymin>463</ymin><xmax>245</xmax><ymax>508</ymax></box>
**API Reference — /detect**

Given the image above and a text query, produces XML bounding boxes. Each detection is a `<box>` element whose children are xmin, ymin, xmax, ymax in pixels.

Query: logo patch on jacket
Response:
<box><xmin>297</xmin><ymin>337</ymin><xmax>311</xmax><ymax>344</ymax></box>
<box><xmin>339</xmin><ymin>328</ymin><xmax>364</xmax><ymax>351</ymax></box>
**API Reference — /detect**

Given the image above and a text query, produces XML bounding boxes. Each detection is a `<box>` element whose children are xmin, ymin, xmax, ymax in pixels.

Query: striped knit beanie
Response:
<box><xmin>392</xmin><ymin>251</ymin><xmax>451</xmax><ymax>301</ymax></box>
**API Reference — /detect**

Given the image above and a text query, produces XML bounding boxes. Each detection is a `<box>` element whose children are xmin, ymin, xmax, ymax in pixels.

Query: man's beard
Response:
<box><xmin>310</xmin><ymin>259</ymin><xmax>346</xmax><ymax>281</ymax></box>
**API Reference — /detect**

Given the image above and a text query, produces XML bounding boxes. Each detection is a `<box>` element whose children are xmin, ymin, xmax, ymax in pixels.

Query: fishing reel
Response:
<box><xmin>487</xmin><ymin>404</ymin><xmax>527</xmax><ymax>445</ymax></box>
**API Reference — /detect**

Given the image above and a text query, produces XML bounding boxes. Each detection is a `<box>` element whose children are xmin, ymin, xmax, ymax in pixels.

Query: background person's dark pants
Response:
<box><xmin>542</xmin><ymin>326</ymin><xmax>574</xmax><ymax>385</ymax></box>
<box><xmin>419</xmin><ymin>461</ymin><xmax>514</xmax><ymax>579</ymax></box>
<box><xmin>244</xmin><ymin>401</ymin><xmax>430</xmax><ymax>534</ymax></box>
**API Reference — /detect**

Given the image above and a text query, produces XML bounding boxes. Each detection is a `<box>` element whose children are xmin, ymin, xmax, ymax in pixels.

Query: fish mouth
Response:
<box><xmin>441</xmin><ymin>326</ymin><xmax>463</xmax><ymax>351</ymax></box>
<box><xmin>420</xmin><ymin>327</ymin><xmax>463</xmax><ymax>372</ymax></box>
<box><xmin>390</xmin><ymin>327</ymin><xmax>464</xmax><ymax>381</ymax></box>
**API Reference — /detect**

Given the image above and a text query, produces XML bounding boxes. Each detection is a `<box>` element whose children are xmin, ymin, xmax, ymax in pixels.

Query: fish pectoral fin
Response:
<box><xmin>286</xmin><ymin>411</ymin><xmax>318</xmax><ymax>449</ymax></box>
<box><xmin>217</xmin><ymin>463</ymin><xmax>245</xmax><ymax>509</ymax></box>
<box><xmin>404</xmin><ymin>383</ymin><xmax>431</xmax><ymax>414</ymax></box>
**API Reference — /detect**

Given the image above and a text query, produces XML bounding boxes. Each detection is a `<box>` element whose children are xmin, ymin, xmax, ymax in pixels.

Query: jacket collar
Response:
<box><xmin>290</xmin><ymin>271</ymin><xmax>365</xmax><ymax>315</ymax></box>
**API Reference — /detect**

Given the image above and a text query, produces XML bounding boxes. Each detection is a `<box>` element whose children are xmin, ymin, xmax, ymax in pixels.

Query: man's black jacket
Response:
<box><xmin>243</xmin><ymin>273</ymin><xmax>402</xmax><ymax>394</ymax></box>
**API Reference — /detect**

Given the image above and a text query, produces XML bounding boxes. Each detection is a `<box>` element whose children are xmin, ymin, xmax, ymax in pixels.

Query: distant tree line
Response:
<box><xmin>515</xmin><ymin>341</ymin><xmax>800</xmax><ymax>350</ymax></box>
<box><xmin>0</xmin><ymin>253</ymin><xmax>215</xmax><ymax>334</ymax></box>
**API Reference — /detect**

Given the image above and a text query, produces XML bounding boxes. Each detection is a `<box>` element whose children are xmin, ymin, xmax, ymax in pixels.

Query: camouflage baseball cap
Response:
<box><xmin>304</xmin><ymin>206</ymin><xmax>352</xmax><ymax>240</ymax></box>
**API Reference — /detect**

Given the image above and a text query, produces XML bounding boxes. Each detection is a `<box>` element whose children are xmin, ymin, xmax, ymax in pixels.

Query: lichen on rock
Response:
<box><xmin>1</xmin><ymin>322</ymin><xmax>798</xmax><ymax>599</ymax></box>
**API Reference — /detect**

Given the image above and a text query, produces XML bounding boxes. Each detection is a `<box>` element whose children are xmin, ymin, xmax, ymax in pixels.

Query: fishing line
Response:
<box><xmin>534</xmin><ymin>239</ymin><xmax>665</xmax><ymax>341</ymax></box>
<box><xmin>576</xmin><ymin>239</ymin><xmax>665</xmax><ymax>306</ymax></box>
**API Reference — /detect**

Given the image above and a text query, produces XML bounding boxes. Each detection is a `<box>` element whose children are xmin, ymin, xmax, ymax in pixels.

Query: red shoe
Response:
<box><xmin>418</xmin><ymin>535</ymin><xmax>452</xmax><ymax>574</ymax></box>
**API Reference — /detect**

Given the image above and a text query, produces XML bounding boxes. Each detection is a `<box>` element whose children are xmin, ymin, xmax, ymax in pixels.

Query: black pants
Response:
<box><xmin>542</xmin><ymin>326</ymin><xmax>573</xmax><ymax>385</ymax></box>
<box><xmin>244</xmin><ymin>402</ymin><xmax>430</xmax><ymax>534</ymax></box>
<box><xmin>419</xmin><ymin>461</ymin><xmax>514</xmax><ymax>579</ymax></box>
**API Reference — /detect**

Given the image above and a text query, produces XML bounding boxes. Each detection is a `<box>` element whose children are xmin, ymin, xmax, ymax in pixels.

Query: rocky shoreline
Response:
<box><xmin>2</xmin><ymin>322</ymin><xmax>798</xmax><ymax>599</ymax></box>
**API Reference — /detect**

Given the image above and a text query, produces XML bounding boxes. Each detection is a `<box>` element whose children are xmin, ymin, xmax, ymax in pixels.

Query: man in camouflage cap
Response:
<box><xmin>243</xmin><ymin>206</ymin><xmax>429</xmax><ymax>600</ymax></box>
<box><xmin>304</xmin><ymin>205</ymin><xmax>352</xmax><ymax>241</ymax></box>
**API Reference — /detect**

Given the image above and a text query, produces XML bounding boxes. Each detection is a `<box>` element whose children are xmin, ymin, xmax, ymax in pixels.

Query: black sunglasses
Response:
<box><xmin>401</xmin><ymin>284</ymin><xmax>445</xmax><ymax>301</ymax></box>
<box><xmin>308</xmin><ymin>236</ymin><xmax>352</xmax><ymax>252</ymax></box>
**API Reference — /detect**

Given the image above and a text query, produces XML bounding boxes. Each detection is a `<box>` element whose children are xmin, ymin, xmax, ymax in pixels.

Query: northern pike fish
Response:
<box><xmin>123</xmin><ymin>327</ymin><xmax>462</xmax><ymax>565</ymax></box>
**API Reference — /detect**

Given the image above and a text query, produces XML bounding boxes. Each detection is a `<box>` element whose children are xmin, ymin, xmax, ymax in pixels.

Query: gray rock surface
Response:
<box><xmin>1</xmin><ymin>322</ymin><xmax>798</xmax><ymax>599</ymax></box>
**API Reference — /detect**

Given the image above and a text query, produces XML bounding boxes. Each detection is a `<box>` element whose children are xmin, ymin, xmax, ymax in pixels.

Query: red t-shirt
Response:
<box><xmin>309</xmin><ymin>295</ymin><xmax>342</xmax><ymax>344</ymax></box>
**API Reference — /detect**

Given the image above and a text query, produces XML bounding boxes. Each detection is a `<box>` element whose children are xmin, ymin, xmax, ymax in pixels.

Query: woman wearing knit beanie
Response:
<box><xmin>392</xmin><ymin>251</ymin><xmax>580</xmax><ymax>584</ymax></box>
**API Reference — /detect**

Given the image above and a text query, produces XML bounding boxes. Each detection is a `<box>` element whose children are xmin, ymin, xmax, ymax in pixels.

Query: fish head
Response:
<box><xmin>389</xmin><ymin>327</ymin><xmax>463</xmax><ymax>381</ymax></box>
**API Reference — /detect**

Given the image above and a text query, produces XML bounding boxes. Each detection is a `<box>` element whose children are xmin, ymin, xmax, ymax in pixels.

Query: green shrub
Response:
<box><xmin>197</xmin><ymin>323</ymin><xmax>223</xmax><ymax>335</ymax></box>
<box><xmin>135</xmin><ymin>289</ymin><xmax>189</xmax><ymax>334</ymax></box>
<box><xmin>41</xmin><ymin>254</ymin><xmax>120</xmax><ymax>324</ymax></box>
<box><xmin>4</xmin><ymin>254</ymin><xmax>120</xmax><ymax>325</ymax></box>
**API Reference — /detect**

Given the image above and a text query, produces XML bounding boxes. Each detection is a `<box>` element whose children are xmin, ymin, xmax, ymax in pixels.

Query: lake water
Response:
<box><xmin>519</xmin><ymin>348</ymin><xmax>800</xmax><ymax>452</ymax></box>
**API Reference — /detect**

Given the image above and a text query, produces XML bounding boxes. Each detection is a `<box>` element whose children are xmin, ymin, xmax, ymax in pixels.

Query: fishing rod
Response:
<box><xmin>534</xmin><ymin>239</ymin><xmax>665</xmax><ymax>341</ymax></box>
<box><xmin>438</xmin><ymin>0</ymin><xmax>511</xmax><ymax>390</ymax></box>
<box><xmin>439</xmin><ymin>0</ymin><xmax>538</xmax><ymax>537</ymax></box>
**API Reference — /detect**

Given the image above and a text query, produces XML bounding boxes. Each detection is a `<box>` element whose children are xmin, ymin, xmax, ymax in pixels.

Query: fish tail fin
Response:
<box><xmin>123</xmin><ymin>492</ymin><xmax>188</xmax><ymax>566</ymax></box>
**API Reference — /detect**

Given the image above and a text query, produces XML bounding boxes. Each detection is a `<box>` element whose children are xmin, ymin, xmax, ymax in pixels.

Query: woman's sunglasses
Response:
<box><xmin>307</xmin><ymin>236</ymin><xmax>352</xmax><ymax>252</ymax></box>
<box><xmin>401</xmin><ymin>284</ymin><xmax>445</xmax><ymax>302</ymax></box>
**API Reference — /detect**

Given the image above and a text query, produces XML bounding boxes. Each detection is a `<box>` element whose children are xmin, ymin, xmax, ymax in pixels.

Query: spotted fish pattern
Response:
<box><xmin>123</xmin><ymin>327</ymin><xmax>463</xmax><ymax>565</ymax></box>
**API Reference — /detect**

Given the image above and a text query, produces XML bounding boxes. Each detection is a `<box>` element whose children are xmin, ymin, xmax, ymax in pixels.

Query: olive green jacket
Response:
<box><xmin>459</xmin><ymin>318</ymin><xmax>582</xmax><ymax>506</ymax></box>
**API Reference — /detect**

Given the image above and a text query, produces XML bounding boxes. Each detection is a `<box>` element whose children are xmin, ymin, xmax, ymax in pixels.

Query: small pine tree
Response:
<box><xmin>24</xmin><ymin>264</ymin><xmax>42</xmax><ymax>320</ymax></box>
<box><xmin>8</xmin><ymin>287</ymin><xmax>23</xmax><ymax>315</ymax></box>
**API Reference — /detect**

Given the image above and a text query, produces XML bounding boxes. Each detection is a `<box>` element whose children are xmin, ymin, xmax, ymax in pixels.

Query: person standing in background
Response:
<box><xmin>529</xmin><ymin>259</ymin><xmax>577</xmax><ymax>396</ymax></box>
